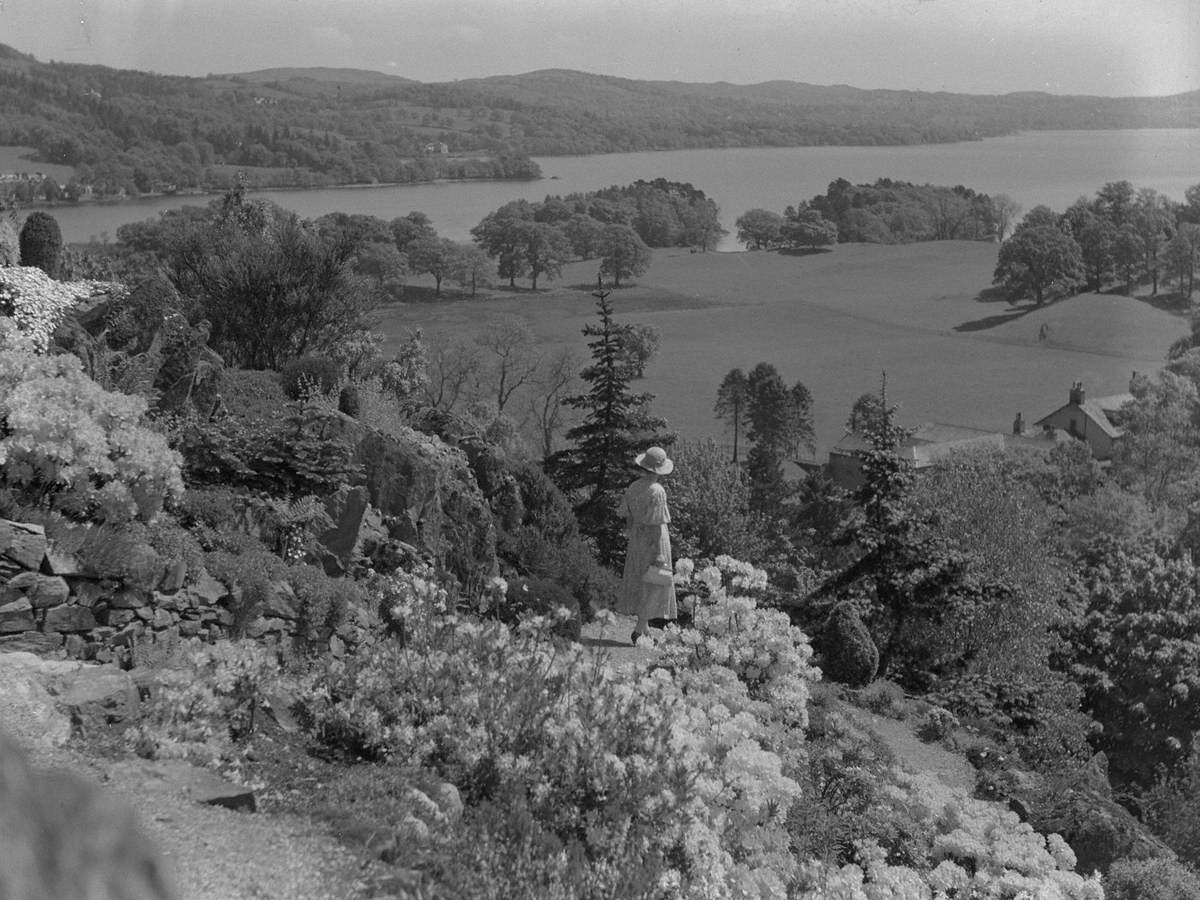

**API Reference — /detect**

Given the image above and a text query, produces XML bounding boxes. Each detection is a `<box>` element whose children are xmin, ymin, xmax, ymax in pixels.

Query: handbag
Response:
<box><xmin>642</xmin><ymin>564</ymin><xmax>673</xmax><ymax>586</ymax></box>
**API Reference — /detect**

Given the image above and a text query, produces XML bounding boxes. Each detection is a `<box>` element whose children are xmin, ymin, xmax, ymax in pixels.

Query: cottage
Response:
<box><xmin>1031</xmin><ymin>382</ymin><xmax>1131</xmax><ymax>461</ymax></box>
<box><xmin>825</xmin><ymin>422</ymin><xmax>1008</xmax><ymax>490</ymax></box>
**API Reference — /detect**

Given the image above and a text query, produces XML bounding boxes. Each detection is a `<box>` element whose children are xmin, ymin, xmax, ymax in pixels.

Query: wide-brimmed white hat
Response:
<box><xmin>634</xmin><ymin>446</ymin><xmax>674</xmax><ymax>475</ymax></box>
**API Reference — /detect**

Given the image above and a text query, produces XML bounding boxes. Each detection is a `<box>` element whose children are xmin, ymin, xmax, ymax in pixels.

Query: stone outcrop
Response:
<box><xmin>304</xmin><ymin>408</ymin><xmax>498</xmax><ymax>583</ymax></box>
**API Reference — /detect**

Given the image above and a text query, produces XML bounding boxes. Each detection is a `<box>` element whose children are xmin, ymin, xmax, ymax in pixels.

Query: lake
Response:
<box><xmin>44</xmin><ymin>129</ymin><xmax>1200</xmax><ymax>251</ymax></box>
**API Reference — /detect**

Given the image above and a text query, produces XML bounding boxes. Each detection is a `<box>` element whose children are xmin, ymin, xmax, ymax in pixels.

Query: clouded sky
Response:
<box><xmin>1</xmin><ymin>0</ymin><xmax>1196</xmax><ymax>97</ymax></box>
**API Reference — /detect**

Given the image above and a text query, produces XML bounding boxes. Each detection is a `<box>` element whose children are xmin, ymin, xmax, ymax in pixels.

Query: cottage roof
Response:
<box><xmin>1034</xmin><ymin>400</ymin><xmax>1123</xmax><ymax>439</ymax></box>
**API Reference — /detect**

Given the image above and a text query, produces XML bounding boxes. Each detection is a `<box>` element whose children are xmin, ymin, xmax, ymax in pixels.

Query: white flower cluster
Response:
<box><xmin>796</xmin><ymin>773</ymin><xmax>1105</xmax><ymax>900</ymax></box>
<box><xmin>0</xmin><ymin>267</ymin><xmax>114</xmax><ymax>352</ymax></box>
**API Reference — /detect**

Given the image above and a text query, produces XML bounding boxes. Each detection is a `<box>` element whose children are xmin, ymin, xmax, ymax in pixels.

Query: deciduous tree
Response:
<box><xmin>598</xmin><ymin>224</ymin><xmax>652</xmax><ymax>287</ymax></box>
<box><xmin>735</xmin><ymin>208</ymin><xmax>785</xmax><ymax>250</ymax></box>
<box><xmin>993</xmin><ymin>224</ymin><xmax>1084</xmax><ymax>304</ymax></box>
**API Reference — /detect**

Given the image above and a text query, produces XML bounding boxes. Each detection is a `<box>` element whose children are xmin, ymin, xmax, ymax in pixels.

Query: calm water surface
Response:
<box><xmin>51</xmin><ymin>130</ymin><xmax>1200</xmax><ymax>251</ymax></box>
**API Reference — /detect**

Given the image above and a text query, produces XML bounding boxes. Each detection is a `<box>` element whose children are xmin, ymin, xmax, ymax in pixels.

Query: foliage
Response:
<box><xmin>490</xmin><ymin>459</ymin><xmax>618</xmax><ymax>620</ymax></box>
<box><xmin>0</xmin><ymin>343</ymin><xmax>184</xmax><ymax>522</ymax></box>
<box><xmin>487</xmin><ymin>575</ymin><xmax>581</xmax><ymax>641</ymax></box>
<box><xmin>808</xmin><ymin>177</ymin><xmax>999</xmax><ymax>244</ymax></box>
<box><xmin>743</xmin><ymin>362</ymin><xmax>814</xmax><ymax>512</ymax></box>
<box><xmin>713</xmin><ymin>368</ymin><xmax>749</xmax><ymax>463</ymax></box>
<box><xmin>17</xmin><ymin>211</ymin><xmax>62</xmax><ymax>276</ymax></box>
<box><xmin>928</xmin><ymin>671</ymin><xmax>1094</xmax><ymax>773</ymax></box>
<box><xmin>795</xmin><ymin>773</ymin><xmax>1104</xmax><ymax>899</ymax></box>
<box><xmin>176</xmin><ymin>408</ymin><xmax>360</xmax><ymax>499</ymax></box>
<box><xmin>993</xmin><ymin>222</ymin><xmax>1085</xmax><ymax>304</ymax></box>
<box><xmin>1110</xmin><ymin>370</ymin><xmax>1200</xmax><ymax>512</ymax></box>
<box><xmin>284</xmin><ymin>563</ymin><xmax>358</xmax><ymax>644</ymax></box>
<box><xmin>300</xmin><ymin>568</ymin><xmax>809</xmax><ymax>897</ymax></box>
<box><xmin>248</xmin><ymin>494</ymin><xmax>334</xmax><ymax>561</ymax></box>
<box><xmin>167</xmin><ymin>189</ymin><xmax>378</xmax><ymax>370</ymax></box>
<box><xmin>911</xmin><ymin>448</ymin><xmax>1067</xmax><ymax>676</ymax></box>
<box><xmin>667</xmin><ymin>439</ymin><xmax>769</xmax><ymax>562</ymax></box>
<box><xmin>1145</xmin><ymin>738</ymin><xmax>1200</xmax><ymax>868</ymax></box>
<box><xmin>547</xmin><ymin>289</ymin><xmax>671</xmax><ymax>564</ymax></box>
<box><xmin>280</xmin><ymin>355</ymin><xmax>343</xmax><ymax>401</ymax></box>
<box><xmin>598</xmin><ymin>223</ymin><xmax>653</xmax><ymax>286</ymax></box>
<box><xmin>204</xmin><ymin>547</ymin><xmax>287</xmax><ymax>637</ymax></box>
<box><xmin>126</xmin><ymin>639</ymin><xmax>282</xmax><ymax>764</ymax></box>
<box><xmin>0</xmin><ymin>212</ymin><xmax>17</xmax><ymax>266</ymax></box>
<box><xmin>854</xmin><ymin>680</ymin><xmax>908</xmax><ymax>720</ymax></box>
<box><xmin>1104</xmin><ymin>857</ymin><xmax>1200</xmax><ymax>900</ymax></box>
<box><xmin>780</xmin><ymin>204</ymin><xmax>839</xmax><ymax>249</ymax></box>
<box><xmin>735</xmin><ymin>208</ymin><xmax>785</xmax><ymax>250</ymax></box>
<box><xmin>337</xmin><ymin>384</ymin><xmax>361</xmax><ymax>418</ymax></box>
<box><xmin>821</xmin><ymin>396</ymin><xmax>973</xmax><ymax>679</ymax></box>
<box><xmin>1061</xmin><ymin>542</ymin><xmax>1200</xmax><ymax>790</ymax></box>
<box><xmin>816</xmin><ymin>602</ymin><xmax>879</xmax><ymax>688</ymax></box>
<box><xmin>616</xmin><ymin>322</ymin><xmax>660</xmax><ymax>380</ymax></box>
<box><xmin>0</xmin><ymin>266</ymin><xmax>99</xmax><ymax>352</ymax></box>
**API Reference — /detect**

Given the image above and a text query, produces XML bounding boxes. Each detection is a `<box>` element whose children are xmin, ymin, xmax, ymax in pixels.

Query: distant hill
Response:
<box><xmin>1</xmin><ymin>43</ymin><xmax>1197</xmax><ymax>200</ymax></box>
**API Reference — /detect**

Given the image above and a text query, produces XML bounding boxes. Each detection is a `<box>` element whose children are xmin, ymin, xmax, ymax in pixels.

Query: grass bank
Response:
<box><xmin>376</xmin><ymin>242</ymin><xmax>1189</xmax><ymax>454</ymax></box>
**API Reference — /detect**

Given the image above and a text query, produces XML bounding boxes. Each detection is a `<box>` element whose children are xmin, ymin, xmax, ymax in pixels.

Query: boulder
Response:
<box><xmin>0</xmin><ymin>520</ymin><xmax>47</xmax><ymax>571</ymax></box>
<box><xmin>59</xmin><ymin>667</ymin><xmax>140</xmax><ymax>726</ymax></box>
<box><xmin>0</xmin><ymin>653</ymin><xmax>76</xmax><ymax>749</ymax></box>
<box><xmin>0</xmin><ymin>598</ymin><xmax>36</xmax><ymax>633</ymax></box>
<box><xmin>108</xmin><ymin>586</ymin><xmax>150</xmax><ymax>609</ymax></box>
<box><xmin>69</xmin><ymin>578</ymin><xmax>107</xmax><ymax>608</ymax></box>
<box><xmin>158</xmin><ymin>559</ymin><xmax>188</xmax><ymax>594</ymax></box>
<box><xmin>2</xmin><ymin>572</ymin><xmax>70</xmax><ymax>609</ymax></box>
<box><xmin>305</xmin><ymin>408</ymin><xmax>497</xmax><ymax>584</ymax></box>
<box><xmin>316</xmin><ymin>485</ymin><xmax>389</xmax><ymax>576</ymax></box>
<box><xmin>42</xmin><ymin>543</ymin><xmax>85</xmax><ymax>577</ymax></box>
<box><xmin>0</xmin><ymin>631</ymin><xmax>65</xmax><ymax>653</ymax></box>
<box><xmin>44</xmin><ymin>604</ymin><xmax>99</xmax><ymax>633</ymax></box>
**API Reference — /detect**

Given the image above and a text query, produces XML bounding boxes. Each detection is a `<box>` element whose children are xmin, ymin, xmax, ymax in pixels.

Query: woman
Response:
<box><xmin>618</xmin><ymin>446</ymin><xmax>678</xmax><ymax>643</ymax></box>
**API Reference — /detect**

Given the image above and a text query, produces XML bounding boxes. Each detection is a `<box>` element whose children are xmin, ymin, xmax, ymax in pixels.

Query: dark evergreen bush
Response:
<box><xmin>337</xmin><ymin>383</ymin><xmax>361</xmax><ymax>417</ymax></box>
<box><xmin>817</xmin><ymin>602</ymin><xmax>879</xmax><ymax>687</ymax></box>
<box><xmin>18</xmin><ymin>210</ymin><xmax>62</xmax><ymax>276</ymax></box>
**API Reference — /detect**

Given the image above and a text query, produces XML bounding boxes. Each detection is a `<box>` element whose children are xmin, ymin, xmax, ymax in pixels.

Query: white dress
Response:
<box><xmin>617</xmin><ymin>477</ymin><xmax>678</xmax><ymax>620</ymax></box>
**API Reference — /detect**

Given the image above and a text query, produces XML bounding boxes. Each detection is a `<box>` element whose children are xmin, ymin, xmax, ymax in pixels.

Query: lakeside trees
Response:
<box><xmin>992</xmin><ymin>179</ymin><xmax>1200</xmax><ymax>303</ymax></box>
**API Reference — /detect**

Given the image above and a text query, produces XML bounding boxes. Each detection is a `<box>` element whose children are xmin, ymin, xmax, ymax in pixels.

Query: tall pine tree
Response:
<box><xmin>547</xmin><ymin>287</ymin><xmax>671</xmax><ymax>564</ymax></box>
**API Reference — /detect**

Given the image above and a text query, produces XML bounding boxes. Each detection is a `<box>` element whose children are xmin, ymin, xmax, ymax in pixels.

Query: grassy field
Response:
<box><xmin>0</xmin><ymin>146</ymin><xmax>76</xmax><ymax>181</ymax></box>
<box><xmin>374</xmin><ymin>242</ymin><xmax>1190</xmax><ymax>455</ymax></box>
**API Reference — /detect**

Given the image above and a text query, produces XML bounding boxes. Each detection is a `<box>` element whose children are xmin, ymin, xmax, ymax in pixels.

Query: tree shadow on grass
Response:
<box><xmin>1131</xmin><ymin>289</ymin><xmax>1194</xmax><ymax>317</ymax></box>
<box><xmin>778</xmin><ymin>247</ymin><xmax>835</xmax><ymax>257</ymax></box>
<box><xmin>954</xmin><ymin>289</ymin><xmax>1069</xmax><ymax>333</ymax></box>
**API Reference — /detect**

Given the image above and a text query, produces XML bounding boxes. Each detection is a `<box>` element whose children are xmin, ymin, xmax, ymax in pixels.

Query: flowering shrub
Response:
<box><xmin>0</xmin><ymin>342</ymin><xmax>184</xmax><ymax>521</ymax></box>
<box><xmin>795</xmin><ymin>773</ymin><xmax>1105</xmax><ymax>899</ymax></box>
<box><xmin>299</xmin><ymin>567</ymin><xmax>813</xmax><ymax>897</ymax></box>
<box><xmin>657</xmin><ymin>565</ymin><xmax>820</xmax><ymax>729</ymax></box>
<box><xmin>127</xmin><ymin>639</ymin><xmax>282</xmax><ymax>765</ymax></box>
<box><xmin>0</xmin><ymin>266</ymin><xmax>116</xmax><ymax>352</ymax></box>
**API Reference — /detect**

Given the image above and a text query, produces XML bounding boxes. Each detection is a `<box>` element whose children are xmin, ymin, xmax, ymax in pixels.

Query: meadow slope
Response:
<box><xmin>377</xmin><ymin>242</ymin><xmax>1188</xmax><ymax>454</ymax></box>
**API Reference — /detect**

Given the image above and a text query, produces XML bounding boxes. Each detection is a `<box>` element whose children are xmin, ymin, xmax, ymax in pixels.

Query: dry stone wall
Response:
<box><xmin>0</xmin><ymin>518</ymin><xmax>354</xmax><ymax>663</ymax></box>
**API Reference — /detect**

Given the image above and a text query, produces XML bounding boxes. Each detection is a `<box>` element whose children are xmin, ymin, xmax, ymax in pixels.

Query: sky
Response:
<box><xmin>0</xmin><ymin>0</ymin><xmax>1196</xmax><ymax>97</ymax></box>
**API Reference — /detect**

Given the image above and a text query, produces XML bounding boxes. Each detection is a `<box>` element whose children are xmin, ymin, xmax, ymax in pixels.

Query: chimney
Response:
<box><xmin>1013</xmin><ymin>412</ymin><xmax>1024</xmax><ymax>435</ymax></box>
<box><xmin>1069</xmin><ymin>382</ymin><xmax>1085</xmax><ymax>405</ymax></box>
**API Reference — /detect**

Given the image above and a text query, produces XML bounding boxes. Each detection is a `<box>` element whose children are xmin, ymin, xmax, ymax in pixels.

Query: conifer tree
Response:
<box><xmin>547</xmin><ymin>284</ymin><xmax>671</xmax><ymax>564</ymax></box>
<box><xmin>820</xmin><ymin>377</ymin><xmax>971</xmax><ymax>678</ymax></box>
